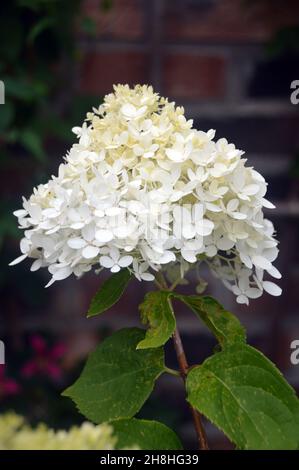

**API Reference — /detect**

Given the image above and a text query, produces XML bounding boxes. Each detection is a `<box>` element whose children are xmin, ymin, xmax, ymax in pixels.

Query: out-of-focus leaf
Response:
<box><xmin>0</xmin><ymin>18</ymin><xmax>23</xmax><ymax>62</ymax></box>
<box><xmin>28</xmin><ymin>18</ymin><xmax>56</xmax><ymax>44</ymax></box>
<box><xmin>17</xmin><ymin>0</ymin><xmax>59</xmax><ymax>12</ymax></box>
<box><xmin>19</xmin><ymin>129</ymin><xmax>45</xmax><ymax>161</ymax></box>
<box><xmin>101</xmin><ymin>0</ymin><xmax>114</xmax><ymax>12</ymax></box>
<box><xmin>81</xmin><ymin>17</ymin><xmax>97</xmax><ymax>36</ymax></box>
<box><xmin>5</xmin><ymin>77</ymin><xmax>48</xmax><ymax>102</ymax></box>
<box><xmin>0</xmin><ymin>103</ymin><xmax>15</xmax><ymax>131</ymax></box>
<box><xmin>267</xmin><ymin>26</ymin><xmax>299</xmax><ymax>57</ymax></box>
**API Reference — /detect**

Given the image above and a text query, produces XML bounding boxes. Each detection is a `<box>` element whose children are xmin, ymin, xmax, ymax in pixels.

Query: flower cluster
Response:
<box><xmin>11</xmin><ymin>84</ymin><xmax>281</xmax><ymax>304</ymax></box>
<box><xmin>0</xmin><ymin>413</ymin><xmax>118</xmax><ymax>450</ymax></box>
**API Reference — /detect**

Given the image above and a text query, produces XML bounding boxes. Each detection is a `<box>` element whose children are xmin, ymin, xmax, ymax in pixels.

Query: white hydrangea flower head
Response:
<box><xmin>11</xmin><ymin>84</ymin><xmax>281</xmax><ymax>304</ymax></box>
<box><xmin>0</xmin><ymin>413</ymin><xmax>119</xmax><ymax>450</ymax></box>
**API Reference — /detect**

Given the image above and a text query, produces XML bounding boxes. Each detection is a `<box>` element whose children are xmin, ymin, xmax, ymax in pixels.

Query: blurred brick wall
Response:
<box><xmin>3</xmin><ymin>0</ymin><xmax>299</xmax><ymax>449</ymax></box>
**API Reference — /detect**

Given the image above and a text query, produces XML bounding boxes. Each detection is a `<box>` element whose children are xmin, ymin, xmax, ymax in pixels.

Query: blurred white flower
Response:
<box><xmin>11</xmin><ymin>84</ymin><xmax>281</xmax><ymax>303</ymax></box>
<box><xmin>0</xmin><ymin>413</ymin><xmax>120</xmax><ymax>450</ymax></box>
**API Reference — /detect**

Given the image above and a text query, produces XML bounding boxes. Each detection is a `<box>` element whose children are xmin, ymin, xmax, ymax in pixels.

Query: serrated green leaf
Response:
<box><xmin>87</xmin><ymin>269</ymin><xmax>131</xmax><ymax>318</ymax></box>
<box><xmin>112</xmin><ymin>418</ymin><xmax>183</xmax><ymax>450</ymax></box>
<box><xmin>187</xmin><ymin>344</ymin><xmax>299</xmax><ymax>449</ymax></box>
<box><xmin>63</xmin><ymin>328</ymin><xmax>164</xmax><ymax>423</ymax></box>
<box><xmin>137</xmin><ymin>291</ymin><xmax>176</xmax><ymax>349</ymax></box>
<box><xmin>175</xmin><ymin>294</ymin><xmax>246</xmax><ymax>347</ymax></box>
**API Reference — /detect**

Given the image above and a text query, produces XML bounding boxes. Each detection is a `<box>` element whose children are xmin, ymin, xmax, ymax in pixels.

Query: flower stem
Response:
<box><xmin>156</xmin><ymin>272</ymin><xmax>209</xmax><ymax>449</ymax></box>
<box><xmin>172</xmin><ymin>327</ymin><xmax>209</xmax><ymax>450</ymax></box>
<box><xmin>164</xmin><ymin>366</ymin><xmax>181</xmax><ymax>377</ymax></box>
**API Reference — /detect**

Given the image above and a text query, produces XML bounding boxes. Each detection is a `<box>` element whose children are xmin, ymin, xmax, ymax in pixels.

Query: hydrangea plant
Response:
<box><xmin>11</xmin><ymin>85</ymin><xmax>299</xmax><ymax>450</ymax></box>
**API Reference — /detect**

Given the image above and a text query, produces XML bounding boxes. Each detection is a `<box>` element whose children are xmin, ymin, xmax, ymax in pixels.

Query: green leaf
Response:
<box><xmin>175</xmin><ymin>295</ymin><xmax>246</xmax><ymax>347</ymax></box>
<box><xmin>187</xmin><ymin>344</ymin><xmax>299</xmax><ymax>449</ymax></box>
<box><xmin>5</xmin><ymin>77</ymin><xmax>47</xmax><ymax>101</ymax></box>
<box><xmin>19</xmin><ymin>129</ymin><xmax>45</xmax><ymax>162</ymax></box>
<box><xmin>112</xmin><ymin>418</ymin><xmax>183</xmax><ymax>450</ymax></box>
<box><xmin>137</xmin><ymin>291</ymin><xmax>176</xmax><ymax>349</ymax></box>
<box><xmin>63</xmin><ymin>328</ymin><xmax>164</xmax><ymax>423</ymax></box>
<box><xmin>87</xmin><ymin>269</ymin><xmax>131</xmax><ymax>318</ymax></box>
<box><xmin>81</xmin><ymin>17</ymin><xmax>97</xmax><ymax>36</ymax></box>
<box><xmin>0</xmin><ymin>103</ymin><xmax>15</xmax><ymax>131</ymax></box>
<box><xmin>28</xmin><ymin>18</ymin><xmax>56</xmax><ymax>44</ymax></box>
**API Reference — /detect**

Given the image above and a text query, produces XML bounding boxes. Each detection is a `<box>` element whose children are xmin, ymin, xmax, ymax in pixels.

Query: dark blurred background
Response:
<box><xmin>0</xmin><ymin>0</ymin><xmax>299</xmax><ymax>449</ymax></box>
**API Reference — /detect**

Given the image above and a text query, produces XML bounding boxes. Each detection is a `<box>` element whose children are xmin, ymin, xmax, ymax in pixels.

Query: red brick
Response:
<box><xmin>79</xmin><ymin>51</ymin><xmax>149</xmax><ymax>94</ymax></box>
<box><xmin>164</xmin><ymin>0</ymin><xmax>299</xmax><ymax>43</ymax></box>
<box><xmin>162</xmin><ymin>54</ymin><xmax>226</xmax><ymax>100</ymax></box>
<box><xmin>81</xmin><ymin>0</ymin><xmax>144</xmax><ymax>40</ymax></box>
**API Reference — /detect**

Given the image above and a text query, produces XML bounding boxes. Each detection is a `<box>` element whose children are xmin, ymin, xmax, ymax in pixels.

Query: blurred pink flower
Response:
<box><xmin>21</xmin><ymin>335</ymin><xmax>66</xmax><ymax>381</ymax></box>
<box><xmin>0</xmin><ymin>365</ymin><xmax>20</xmax><ymax>398</ymax></box>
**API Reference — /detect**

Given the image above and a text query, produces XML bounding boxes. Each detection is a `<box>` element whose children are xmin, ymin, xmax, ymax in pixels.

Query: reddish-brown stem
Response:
<box><xmin>172</xmin><ymin>328</ymin><xmax>209</xmax><ymax>450</ymax></box>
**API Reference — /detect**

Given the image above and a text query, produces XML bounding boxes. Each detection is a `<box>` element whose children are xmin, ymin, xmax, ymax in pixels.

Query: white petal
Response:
<box><xmin>105</xmin><ymin>207</ymin><xmax>123</xmax><ymax>216</ymax></box>
<box><xmin>205</xmin><ymin>245</ymin><xmax>217</xmax><ymax>257</ymax></box>
<box><xmin>113</xmin><ymin>226</ymin><xmax>130</xmax><ymax>238</ymax></box>
<box><xmin>217</xmin><ymin>237</ymin><xmax>235</xmax><ymax>251</ymax></box>
<box><xmin>196</xmin><ymin>219</ymin><xmax>214</xmax><ymax>236</ymax></box>
<box><xmin>268</xmin><ymin>266</ymin><xmax>282</xmax><ymax>279</ymax></box>
<box><xmin>262</xmin><ymin>281</ymin><xmax>282</xmax><ymax>296</ymax></box>
<box><xmin>262</xmin><ymin>198</ymin><xmax>275</xmax><ymax>209</ymax></box>
<box><xmin>182</xmin><ymin>224</ymin><xmax>196</xmax><ymax>239</ymax></box>
<box><xmin>30</xmin><ymin>259</ymin><xmax>42</xmax><ymax>272</ymax></box>
<box><xmin>166</xmin><ymin>149</ymin><xmax>183</xmax><ymax>162</ymax></box>
<box><xmin>243</xmin><ymin>184</ymin><xmax>260</xmax><ymax>196</ymax></box>
<box><xmin>231</xmin><ymin>212</ymin><xmax>247</xmax><ymax>220</ymax></box>
<box><xmin>95</xmin><ymin>229</ymin><xmax>113</xmax><ymax>243</ymax></box>
<box><xmin>181</xmin><ymin>249</ymin><xmax>197</xmax><ymax>263</ymax></box>
<box><xmin>43</xmin><ymin>208</ymin><xmax>59</xmax><ymax>218</ymax></box>
<box><xmin>111</xmin><ymin>265</ymin><xmax>121</xmax><ymax>273</ymax></box>
<box><xmin>246</xmin><ymin>288</ymin><xmax>262</xmax><ymax>299</ymax></box>
<box><xmin>240</xmin><ymin>253</ymin><xmax>252</xmax><ymax>269</ymax></box>
<box><xmin>99</xmin><ymin>256</ymin><xmax>114</xmax><ymax>268</ymax></box>
<box><xmin>67</xmin><ymin>238</ymin><xmax>87</xmax><ymax>249</ymax></box>
<box><xmin>121</xmin><ymin>103</ymin><xmax>136</xmax><ymax>118</ymax></box>
<box><xmin>20</xmin><ymin>238</ymin><xmax>31</xmax><ymax>254</ymax></box>
<box><xmin>82</xmin><ymin>246</ymin><xmax>100</xmax><ymax>259</ymax></box>
<box><xmin>236</xmin><ymin>294</ymin><xmax>249</xmax><ymax>305</ymax></box>
<box><xmin>263</xmin><ymin>247</ymin><xmax>278</xmax><ymax>262</ymax></box>
<box><xmin>70</xmin><ymin>222</ymin><xmax>85</xmax><ymax>229</ymax></box>
<box><xmin>45</xmin><ymin>277</ymin><xmax>56</xmax><ymax>288</ymax></box>
<box><xmin>206</xmin><ymin>203</ymin><xmax>222</xmax><ymax>212</ymax></box>
<box><xmin>82</xmin><ymin>224</ymin><xmax>95</xmax><ymax>242</ymax></box>
<box><xmin>227</xmin><ymin>199</ymin><xmax>239</xmax><ymax>212</ymax></box>
<box><xmin>13</xmin><ymin>209</ymin><xmax>28</xmax><ymax>218</ymax></box>
<box><xmin>140</xmin><ymin>272</ymin><xmax>155</xmax><ymax>281</ymax></box>
<box><xmin>118</xmin><ymin>256</ymin><xmax>133</xmax><ymax>268</ymax></box>
<box><xmin>53</xmin><ymin>266</ymin><xmax>72</xmax><ymax>281</ymax></box>
<box><xmin>94</xmin><ymin>209</ymin><xmax>105</xmax><ymax>217</ymax></box>
<box><xmin>232</xmin><ymin>285</ymin><xmax>241</xmax><ymax>296</ymax></box>
<box><xmin>159</xmin><ymin>251</ymin><xmax>176</xmax><ymax>264</ymax></box>
<box><xmin>9</xmin><ymin>254</ymin><xmax>27</xmax><ymax>266</ymax></box>
<box><xmin>252</xmin><ymin>255</ymin><xmax>272</xmax><ymax>271</ymax></box>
